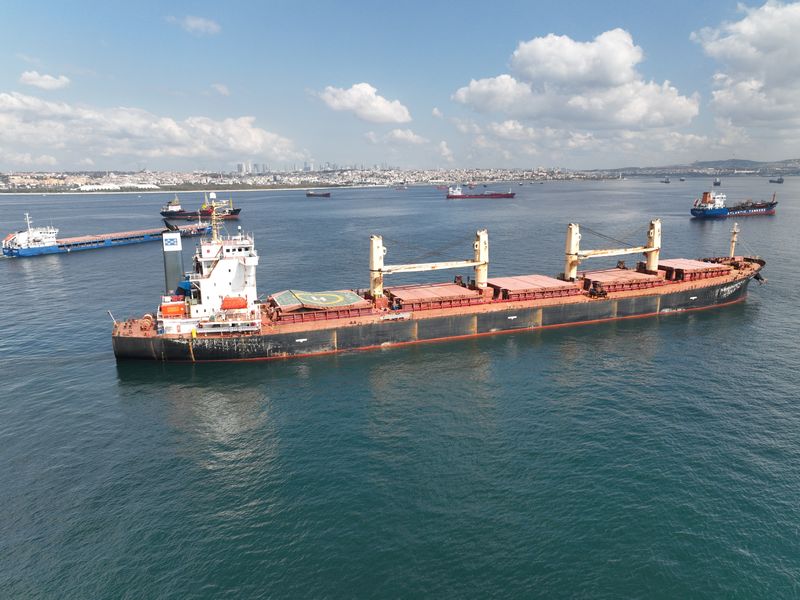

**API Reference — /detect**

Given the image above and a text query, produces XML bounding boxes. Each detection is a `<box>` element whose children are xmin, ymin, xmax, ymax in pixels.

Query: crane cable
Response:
<box><xmin>579</xmin><ymin>225</ymin><xmax>641</xmax><ymax>249</ymax></box>
<box><xmin>382</xmin><ymin>233</ymin><xmax>476</xmax><ymax>263</ymax></box>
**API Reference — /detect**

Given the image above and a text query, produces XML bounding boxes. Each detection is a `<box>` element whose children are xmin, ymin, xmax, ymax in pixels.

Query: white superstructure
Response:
<box><xmin>447</xmin><ymin>185</ymin><xmax>463</xmax><ymax>197</ymax></box>
<box><xmin>693</xmin><ymin>191</ymin><xmax>727</xmax><ymax>209</ymax></box>
<box><xmin>2</xmin><ymin>213</ymin><xmax>58</xmax><ymax>252</ymax></box>
<box><xmin>157</xmin><ymin>208</ymin><xmax>261</xmax><ymax>335</ymax></box>
<box><xmin>186</xmin><ymin>226</ymin><xmax>259</xmax><ymax>317</ymax></box>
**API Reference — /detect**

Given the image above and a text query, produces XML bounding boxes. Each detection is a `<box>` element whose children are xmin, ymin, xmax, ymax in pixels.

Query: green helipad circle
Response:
<box><xmin>295</xmin><ymin>291</ymin><xmax>345</xmax><ymax>306</ymax></box>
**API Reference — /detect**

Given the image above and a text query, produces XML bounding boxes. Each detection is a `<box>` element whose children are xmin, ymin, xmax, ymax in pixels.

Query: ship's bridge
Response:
<box><xmin>186</xmin><ymin>232</ymin><xmax>259</xmax><ymax>318</ymax></box>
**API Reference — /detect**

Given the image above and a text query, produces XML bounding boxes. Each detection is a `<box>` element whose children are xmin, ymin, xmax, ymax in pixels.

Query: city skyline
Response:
<box><xmin>2</xmin><ymin>1</ymin><xmax>800</xmax><ymax>171</ymax></box>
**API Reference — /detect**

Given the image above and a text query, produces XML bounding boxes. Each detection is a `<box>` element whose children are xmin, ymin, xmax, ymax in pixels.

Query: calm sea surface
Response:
<box><xmin>1</xmin><ymin>178</ymin><xmax>799</xmax><ymax>598</ymax></box>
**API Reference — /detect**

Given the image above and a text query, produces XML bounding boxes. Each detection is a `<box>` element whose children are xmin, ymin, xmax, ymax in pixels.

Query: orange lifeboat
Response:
<box><xmin>220</xmin><ymin>296</ymin><xmax>248</xmax><ymax>310</ymax></box>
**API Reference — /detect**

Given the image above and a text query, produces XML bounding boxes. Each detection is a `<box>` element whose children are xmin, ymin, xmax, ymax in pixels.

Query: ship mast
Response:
<box><xmin>729</xmin><ymin>222</ymin><xmax>740</xmax><ymax>258</ymax></box>
<box><xmin>210</xmin><ymin>199</ymin><xmax>221</xmax><ymax>242</ymax></box>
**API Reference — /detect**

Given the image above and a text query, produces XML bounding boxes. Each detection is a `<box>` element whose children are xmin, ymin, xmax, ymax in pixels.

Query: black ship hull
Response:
<box><xmin>161</xmin><ymin>208</ymin><xmax>241</xmax><ymax>220</ymax></box>
<box><xmin>113</xmin><ymin>276</ymin><xmax>754</xmax><ymax>362</ymax></box>
<box><xmin>727</xmin><ymin>201</ymin><xmax>778</xmax><ymax>216</ymax></box>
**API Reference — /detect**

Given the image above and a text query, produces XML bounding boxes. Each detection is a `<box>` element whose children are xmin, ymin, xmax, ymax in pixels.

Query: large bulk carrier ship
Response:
<box><xmin>112</xmin><ymin>206</ymin><xmax>765</xmax><ymax>362</ymax></box>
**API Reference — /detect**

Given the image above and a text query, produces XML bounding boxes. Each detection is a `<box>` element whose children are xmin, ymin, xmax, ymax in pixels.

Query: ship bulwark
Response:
<box><xmin>113</xmin><ymin>276</ymin><xmax>752</xmax><ymax>362</ymax></box>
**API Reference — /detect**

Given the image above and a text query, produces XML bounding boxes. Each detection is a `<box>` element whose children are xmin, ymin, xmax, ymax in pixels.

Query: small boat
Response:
<box><xmin>691</xmin><ymin>191</ymin><xmax>778</xmax><ymax>219</ymax></box>
<box><xmin>713</xmin><ymin>177</ymin><xmax>722</xmax><ymax>187</ymax></box>
<box><xmin>446</xmin><ymin>185</ymin><xmax>515</xmax><ymax>199</ymax></box>
<box><xmin>769</xmin><ymin>176</ymin><xmax>784</xmax><ymax>184</ymax></box>
<box><xmin>161</xmin><ymin>193</ymin><xmax>241</xmax><ymax>220</ymax></box>
<box><xmin>662</xmin><ymin>176</ymin><xmax>670</xmax><ymax>184</ymax></box>
<box><xmin>680</xmin><ymin>177</ymin><xmax>686</xmax><ymax>182</ymax></box>
<box><xmin>306</xmin><ymin>190</ymin><xmax>331</xmax><ymax>198</ymax></box>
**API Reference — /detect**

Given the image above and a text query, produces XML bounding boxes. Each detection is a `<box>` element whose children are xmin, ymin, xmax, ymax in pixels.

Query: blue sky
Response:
<box><xmin>2</xmin><ymin>1</ymin><xmax>798</xmax><ymax>170</ymax></box>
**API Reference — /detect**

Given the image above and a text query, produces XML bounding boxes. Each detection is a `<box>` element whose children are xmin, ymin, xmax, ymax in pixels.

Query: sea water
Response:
<box><xmin>1</xmin><ymin>178</ymin><xmax>798</xmax><ymax>597</ymax></box>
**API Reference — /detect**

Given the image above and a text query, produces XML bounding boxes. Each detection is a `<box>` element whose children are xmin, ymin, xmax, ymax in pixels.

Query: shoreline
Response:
<box><xmin>0</xmin><ymin>183</ymin><xmax>401</xmax><ymax>196</ymax></box>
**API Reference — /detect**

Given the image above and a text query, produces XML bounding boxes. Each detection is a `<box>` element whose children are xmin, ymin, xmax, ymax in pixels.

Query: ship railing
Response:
<box><xmin>275</xmin><ymin>306</ymin><xmax>374</xmax><ymax>324</ymax></box>
<box><xmin>196</xmin><ymin>321</ymin><xmax>260</xmax><ymax>334</ymax></box>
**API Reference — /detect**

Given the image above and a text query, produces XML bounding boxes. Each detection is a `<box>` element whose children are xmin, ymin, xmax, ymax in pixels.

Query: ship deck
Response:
<box><xmin>487</xmin><ymin>274</ymin><xmax>580</xmax><ymax>300</ymax></box>
<box><xmin>113</xmin><ymin>257</ymin><xmax>764</xmax><ymax>341</ymax></box>
<box><xmin>58</xmin><ymin>224</ymin><xmax>204</xmax><ymax>245</ymax></box>
<box><xmin>658</xmin><ymin>258</ymin><xmax>732</xmax><ymax>281</ymax></box>
<box><xmin>385</xmin><ymin>282</ymin><xmax>483</xmax><ymax>310</ymax></box>
<box><xmin>581</xmin><ymin>267</ymin><xmax>665</xmax><ymax>292</ymax></box>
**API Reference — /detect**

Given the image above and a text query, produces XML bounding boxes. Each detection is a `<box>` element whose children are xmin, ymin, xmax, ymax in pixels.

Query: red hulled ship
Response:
<box><xmin>112</xmin><ymin>210</ymin><xmax>765</xmax><ymax>363</ymax></box>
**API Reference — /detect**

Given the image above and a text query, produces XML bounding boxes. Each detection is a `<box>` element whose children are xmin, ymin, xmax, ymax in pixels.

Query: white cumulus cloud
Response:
<box><xmin>487</xmin><ymin>120</ymin><xmax>538</xmax><ymax>140</ymax></box>
<box><xmin>432</xmin><ymin>107</ymin><xmax>443</xmax><ymax>118</ymax></box>
<box><xmin>386</xmin><ymin>128</ymin><xmax>427</xmax><ymax>144</ymax></box>
<box><xmin>166</xmin><ymin>15</ymin><xmax>221</xmax><ymax>36</ymax></box>
<box><xmin>319</xmin><ymin>83</ymin><xmax>411</xmax><ymax>123</ymax></box>
<box><xmin>453</xmin><ymin>29</ymin><xmax>698</xmax><ymax>130</ymax></box>
<box><xmin>0</xmin><ymin>91</ymin><xmax>302</xmax><ymax>169</ymax></box>
<box><xmin>19</xmin><ymin>71</ymin><xmax>70</xmax><ymax>90</ymax></box>
<box><xmin>511</xmin><ymin>29</ymin><xmax>642</xmax><ymax>87</ymax></box>
<box><xmin>453</xmin><ymin>75</ymin><xmax>543</xmax><ymax>116</ymax></box>
<box><xmin>693</xmin><ymin>1</ymin><xmax>800</xmax><ymax>128</ymax></box>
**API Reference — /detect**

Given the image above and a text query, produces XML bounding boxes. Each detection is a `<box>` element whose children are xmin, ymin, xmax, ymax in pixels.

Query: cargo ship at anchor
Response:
<box><xmin>112</xmin><ymin>206</ymin><xmax>765</xmax><ymax>362</ymax></box>
<box><xmin>446</xmin><ymin>185</ymin><xmax>515</xmax><ymax>199</ymax></box>
<box><xmin>2</xmin><ymin>214</ymin><xmax>209</xmax><ymax>258</ymax></box>
<box><xmin>691</xmin><ymin>191</ymin><xmax>778</xmax><ymax>218</ymax></box>
<box><xmin>160</xmin><ymin>192</ymin><xmax>241</xmax><ymax>220</ymax></box>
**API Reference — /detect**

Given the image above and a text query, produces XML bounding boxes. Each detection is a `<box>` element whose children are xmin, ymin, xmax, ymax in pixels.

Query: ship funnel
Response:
<box><xmin>162</xmin><ymin>232</ymin><xmax>184</xmax><ymax>294</ymax></box>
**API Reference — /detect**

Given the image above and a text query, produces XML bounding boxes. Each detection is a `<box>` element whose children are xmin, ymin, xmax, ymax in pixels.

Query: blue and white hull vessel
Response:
<box><xmin>3</xmin><ymin>213</ymin><xmax>210</xmax><ymax>258</ymax></box>
<box><xmin>691</xmin><ymin>191</ymin><xmax>778</xmax><ymax>219</ymax></box>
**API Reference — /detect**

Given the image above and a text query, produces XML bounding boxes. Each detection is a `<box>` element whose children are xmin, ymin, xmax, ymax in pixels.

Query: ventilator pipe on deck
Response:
<box><xmin>369</xmin><ymin>229</ymin><xmax>489</xmax><ymax>298</ymax></box>
<box><xmin>562</xmin><ymin>219</ymin><xmax>662</xmax><ymax>281</ymax></box>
